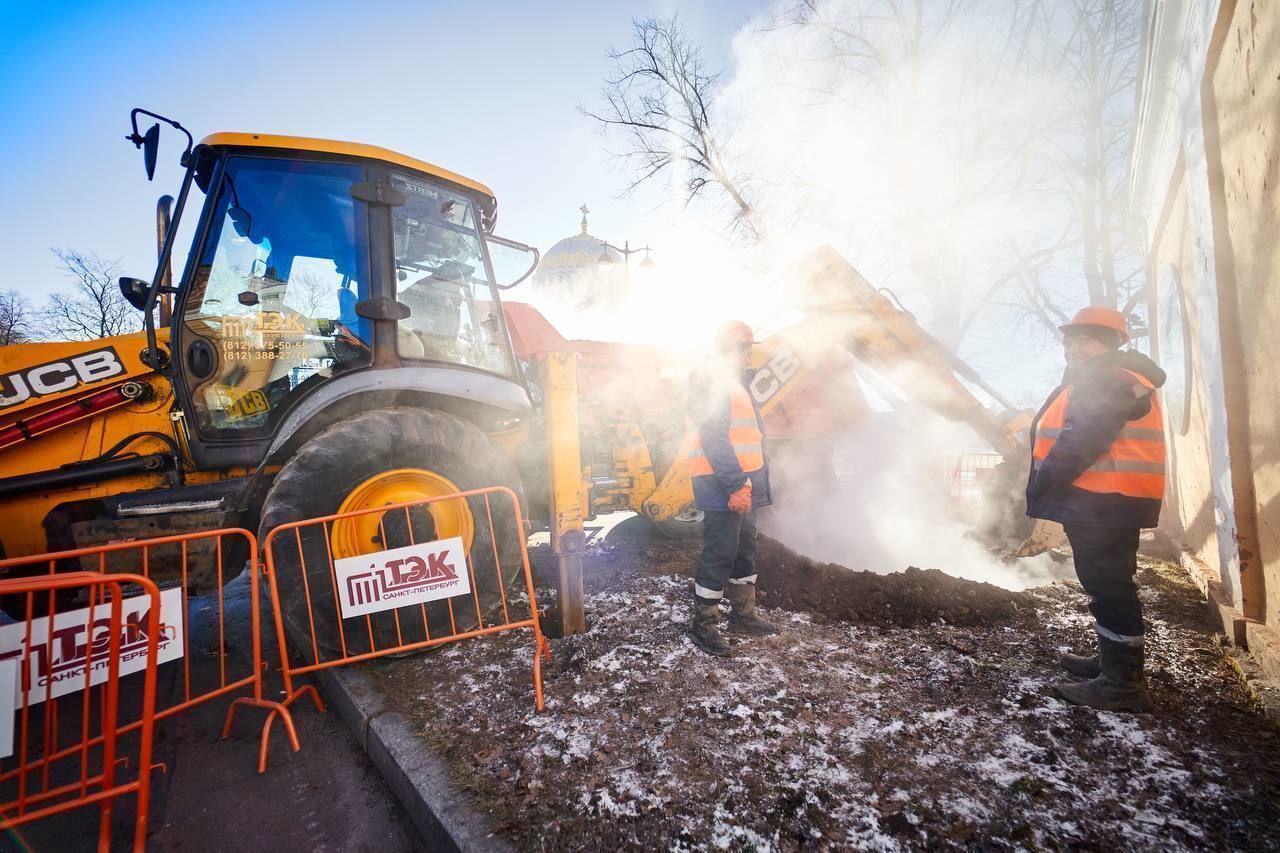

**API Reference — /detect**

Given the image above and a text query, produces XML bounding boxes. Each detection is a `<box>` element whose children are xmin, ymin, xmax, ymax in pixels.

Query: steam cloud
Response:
<box><xmin>525</xmin><ymin>1</ymin><xmax>1104</xmax><ymax>589</ymax></box>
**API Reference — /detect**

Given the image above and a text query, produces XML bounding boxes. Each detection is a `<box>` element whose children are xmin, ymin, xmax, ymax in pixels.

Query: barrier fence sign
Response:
<box><xmin>0</xmin><ymin>587</ymin><xmax>184</xmax><ymax>707</ymax></box>
<box><xmin>334</xmin><ymin>536</ymin><xmax>471</xmax><ymax>618</ymax></box>
<box><xmin>0</xmin><ymin>528</ymin><xmax>303</xmax><ymax>774</ymax></box>
<box><xmin>0</xmin><ymin>659</ymin><xmax>14</xmax><ymax>758</ymax></box>
<box><xmin>264</xmin><ymin>485</ymin><xmax>551</xmax><ymax>716</ymax></box>
<box><xmin>0</xmin><ymin>571</ymin><xmax>160</xmax><ymax>853</ymax></box>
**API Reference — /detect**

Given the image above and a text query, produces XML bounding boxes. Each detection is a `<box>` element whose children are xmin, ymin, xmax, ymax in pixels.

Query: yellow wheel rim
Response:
<box><xmin>331</xmin><ymin>468</ymin><xmax>475</xmax><ymax>560</ymax></box>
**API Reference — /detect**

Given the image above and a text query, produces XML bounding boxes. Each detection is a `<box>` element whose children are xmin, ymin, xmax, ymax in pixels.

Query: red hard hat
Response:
<box><xmin>1060</xmin><ymin>306</ymin><xmax>1129</xmax><ymax>343</ymax></box>
<box><xmin>714</xmin><ymin>320</ymin><xmax>755</xmax><ymax>352</ymax></box>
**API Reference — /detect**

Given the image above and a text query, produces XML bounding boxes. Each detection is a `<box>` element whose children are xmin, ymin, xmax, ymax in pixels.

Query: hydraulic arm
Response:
<box><xmin>641</xmin><ymin>246</ymin><xmax>1030</xmax><ymax>523</ymax></box>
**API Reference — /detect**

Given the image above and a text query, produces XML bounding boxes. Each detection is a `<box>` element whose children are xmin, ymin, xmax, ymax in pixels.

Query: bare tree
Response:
<box><xmin>948</xmin><ymin>0</ymin><xmax>1147</xmax><ymax>343</ymax></box>
<box><xmin>760</xmin><ymin>0</ymin><xmax>1145</xmax><ymax>346</ymax></box>
<box><xmin>284</xmin><ymin>271</ymin><xmax>339</xmax><ymax>319</ymax></box>
<box><xmin>40</xmin><ymin>249</ymin><xmax>142</xmax><ymax>341</ymax></box>
<box><xmin>1055</xmin><ymin>0</ymin><xmax>1146</xmax><ymax>321</ymax></box>
<box><xmin>765</xmin><ymin>0</ymin><xmax>1072</xmax><ymax>347</ymax></box>
<box><xmin>582</xmin><ymin>16</ymin><xmax>765</xmax><ymax>240</ymax></box>
<box><xmin>0</xmin><ymin>290</ymin><xmax>34</xmax><ymax>346</ymax></box>
<box><xmin>586</xmin><ymin>2</ymin><xmax>1147</xmax><ymax>351</ymax></box>
<box><xmin>771</xmin><ymin>0</ymin><xmax>967</xmax><ymax>92</ymax></box>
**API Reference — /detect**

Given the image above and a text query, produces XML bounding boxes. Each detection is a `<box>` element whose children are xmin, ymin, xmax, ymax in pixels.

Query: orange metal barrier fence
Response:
<box><xmin>0</xmin><ymin>571</ymin><xmax>160</xmax><ymax>853</ymax></box>
<box><xmin>945</xmin><ymin>450</ymin><xmax>1004</xmax><ymax>502</ymax></box>
<box><xmin>263</xmin><ymin>486</ymin><xmax>550</xmax><ymax>716</ymax></box>
<box><xmin>0</xmin><ymin>529</ymin><xmax>299</xmax><ymax>773</ymax></box>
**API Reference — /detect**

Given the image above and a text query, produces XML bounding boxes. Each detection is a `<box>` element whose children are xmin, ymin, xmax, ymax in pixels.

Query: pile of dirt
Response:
<box><xmin>753</xmin><ymin>535</ymin><xmax>1032</xmax><ymax>627</ymax></box>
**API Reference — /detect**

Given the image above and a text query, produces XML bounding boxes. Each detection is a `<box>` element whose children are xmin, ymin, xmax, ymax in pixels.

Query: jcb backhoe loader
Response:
<box><xmin>0</xmin><ymin>109</ymin><xmax>1043</xmax><ymax>638</ymax></box>
<box><xmin>0</xmin><ymin>110</ymin><xmax>546</xmax><ymax>643</ymax></box>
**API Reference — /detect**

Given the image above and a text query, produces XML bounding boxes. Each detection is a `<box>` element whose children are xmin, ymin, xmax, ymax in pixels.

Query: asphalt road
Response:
<box><xmin>1</xmin><ymin>571</ymin><xmax>422</xmax><ymax>853</ymax></box>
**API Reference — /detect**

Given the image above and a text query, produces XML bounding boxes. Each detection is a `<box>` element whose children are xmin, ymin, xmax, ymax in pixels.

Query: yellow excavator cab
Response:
<box><xmin>198</xmin><ymin>133</ymin><xmax>497</xmax><ymax>203</ymax></box>
<box><xmin>0</xmin><ymin>110</ymin><xmax>537</xmax><ymax>635</ymax></box>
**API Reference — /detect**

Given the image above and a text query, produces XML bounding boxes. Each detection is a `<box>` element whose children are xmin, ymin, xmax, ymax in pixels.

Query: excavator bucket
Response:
<box><xmin>1012</xmin><ymin>519</ymin><xmax>1067</xmax><ymax>557</ymax></box>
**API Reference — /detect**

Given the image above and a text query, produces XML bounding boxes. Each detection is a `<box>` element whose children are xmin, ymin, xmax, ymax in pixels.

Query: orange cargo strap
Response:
<box><xmin>262</xmin><ymin>486</ymin><xmax>551</xmax><ymax>720</ymax></box>
<box><xmin>0</xmin><ymin>529</ymin><xmax>302</xmax><ymax>774</ymax></box>
<box><xmin>688</xmin><ymin>384</ymin><xmax>764</xmax><ymax>477</ymax></box>
<box><xmin>0</xmin><ymin>571</ymin><xmax>161</xmax><ymax>853</ymax></box>
<box><xmin>1032</xmin><ymin>369</ymin><xmax>1166</xmax><ymax>499</ymax></box>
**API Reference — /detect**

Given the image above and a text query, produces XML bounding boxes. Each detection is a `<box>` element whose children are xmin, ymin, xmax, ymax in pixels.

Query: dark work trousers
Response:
<box><xmin>1064</xmin><ymin>524</ymin><xmax>1144</xmax><ymax>642</ymax></box>
<box><xmin>694</xmin><ymin>509</ymin><xmax>758</xmax><ymax>605</ymax></box>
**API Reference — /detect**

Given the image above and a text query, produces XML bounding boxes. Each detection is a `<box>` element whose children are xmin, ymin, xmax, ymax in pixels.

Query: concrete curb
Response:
<box><xmin>314</xmin><ymin>665</ymin><xmax>516</xmax><ymax>853</ymax></box>
<box><xmin>1223</xmin><ymin>648</ymin><xmax>1280</xmax><ymax>729</ymax></box>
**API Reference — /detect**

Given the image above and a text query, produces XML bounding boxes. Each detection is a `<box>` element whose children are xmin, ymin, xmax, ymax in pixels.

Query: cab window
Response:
<box><xmin>391</xmin><ymin>172</ymin><xmax>512</xmax><ymax>376</ymax></box>
<box><xmin>181</xmin><ymin>156</ymin><xmax>371</xmax><ymax>435</ymax></box>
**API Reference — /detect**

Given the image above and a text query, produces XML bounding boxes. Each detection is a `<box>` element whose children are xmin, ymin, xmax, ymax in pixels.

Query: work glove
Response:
<box><xmin>727</xmin><ymin>482</ymin><xmax>753</xmax><ymax>514</ymax></box>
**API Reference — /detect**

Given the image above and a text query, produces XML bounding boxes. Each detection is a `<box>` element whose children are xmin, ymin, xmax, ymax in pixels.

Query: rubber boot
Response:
<box><xmin>725</xmin><ymin>583</ymin><xmax>778</xmax><ymax>636</ymax></box>
<box><xmin>1060</xmin><ymin>652</ymin><xmax>1101</xmax><ymax>678</ymax></box>
<box><xmin>1054</xmin><ymin>637</ymin><xmax>1152</xmax><ymax>712</ymax></box>
<box><xmin>690</xmin><ymin>600</ymin><xmax>730</xmax><ymax>657</ymax></box>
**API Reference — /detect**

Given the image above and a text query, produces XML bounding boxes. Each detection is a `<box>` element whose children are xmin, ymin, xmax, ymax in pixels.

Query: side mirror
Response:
<box><xmin>141</xmin><ymin>124</ymin><xmax>160</xmax><ymax>181</ymax></box>
<box><xmin>228</xmin><ymin>204</ymin><xmax>253</xmax><ymax>240</ymax></box>
<box><xmin>119</xmin><ymin>277</ymin><xmax>151</xmax><ymax>311</ymax></box>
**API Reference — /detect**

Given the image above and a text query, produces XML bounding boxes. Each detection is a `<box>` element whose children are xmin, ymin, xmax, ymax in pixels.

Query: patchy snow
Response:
<box><xmin>373</xmin><ymin>550</ymin><xmax>1280</xmax><ymax>851</ymax></box>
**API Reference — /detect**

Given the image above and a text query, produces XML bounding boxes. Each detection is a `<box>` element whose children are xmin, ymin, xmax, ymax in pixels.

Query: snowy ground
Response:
<box><xmin>374</xmin><ymin>542</ymin><xmax>1280</xmax><ymax>851</ymax></box>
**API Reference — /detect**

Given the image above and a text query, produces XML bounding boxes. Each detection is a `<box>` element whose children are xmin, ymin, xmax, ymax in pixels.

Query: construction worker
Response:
<box><xmin>686</xmin><ymin>321</ymin><xmax>778</xmax><ymax>656</ymax></box>
<box><xmin>1026</xmin><ymin>306</ymin><xmax>1166</xmax><ymax>712</ymax></box>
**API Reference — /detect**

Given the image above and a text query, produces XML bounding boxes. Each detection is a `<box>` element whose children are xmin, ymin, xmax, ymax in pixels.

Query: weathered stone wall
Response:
<box><xmin>1151</xmin><ymin>175</ymin><xmax>1223</xmax><ymax>578</ymax></box>
<box><xmin>1209</xmin><ymin>0</ymin><xmax>1280</xmax><ymax>625</ymax></box>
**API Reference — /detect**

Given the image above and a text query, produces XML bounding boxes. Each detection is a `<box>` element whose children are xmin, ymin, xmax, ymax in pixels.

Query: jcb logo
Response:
<box><xmin>215</xmin><ymin>386</ymin><xmax>270</xmax><ymax>421</ymax></box>
<box><xmin>0</xmin><ymin>348</ymin><xmax>126</xmax><ymax>409</ymax></box>
<box><xmin>748</xmin><ymin>344</ymin><xmax>802</xmax><ymax>406</ymax></box>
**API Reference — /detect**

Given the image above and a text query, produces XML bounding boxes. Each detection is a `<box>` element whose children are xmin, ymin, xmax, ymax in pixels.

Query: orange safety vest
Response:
<box><xmin>688</xmin><ymin>383</ymin><xmax>765</xmax><ymax>477</ymax></box>
<box><xmin>1032</xmin><ymin>369</ymin><xmax>1166</xmax><ymax>499</ymax></box>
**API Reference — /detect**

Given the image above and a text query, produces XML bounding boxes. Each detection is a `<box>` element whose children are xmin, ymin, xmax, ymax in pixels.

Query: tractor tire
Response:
<box><xmin>654</xmin><ymin>506</ymin><xmax>705</xmax><ymax>540</ymax></box>
<box><xmin>258</xmin><ymin>407</ymin><xmax>526</xmax><ymax>660</ymax></box>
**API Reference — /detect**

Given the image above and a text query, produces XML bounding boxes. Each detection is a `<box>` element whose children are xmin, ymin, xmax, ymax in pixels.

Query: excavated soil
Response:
<box><xmin>365</xmin><ymin>528</ymin><xmax>1280</xmax><ymax>851</ymax></box>
<box><xmin>753</xmin><ymin>536</ymin><xmax>1031</xmax><ymax>627</ymax></box>
<box><xmin>535</xmin><ymin>524</ymin><xmax>1030</xmax><ymax>631</ymax></box>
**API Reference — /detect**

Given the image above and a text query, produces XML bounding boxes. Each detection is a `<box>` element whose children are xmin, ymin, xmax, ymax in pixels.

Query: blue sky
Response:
<box><xmin>0</xmin><ymin>0</ymin><xmax>762</xmax><ymax>300</ymax></box>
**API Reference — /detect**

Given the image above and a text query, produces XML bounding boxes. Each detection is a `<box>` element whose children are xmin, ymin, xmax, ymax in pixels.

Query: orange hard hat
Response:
<box><xmin>714</xmin><ymin>320</ymin><xmax>755</xmax><ymax>352</ymax></box>
<box><xmin>1060</xmin><ymin>306</ymin><xmax>1129</xmax><ymax>343</ymax></box>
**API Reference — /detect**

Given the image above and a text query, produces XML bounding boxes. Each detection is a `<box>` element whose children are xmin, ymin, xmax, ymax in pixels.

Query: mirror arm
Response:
<box><xmin>141</xmin><ymin>160</ymin><xmax>197</xmax><ymax>374</ymax></box>
<box><xmin>489</xmin><ymin>236</ymin><xmax>541</xmax><ymax>290</ymax></box>
<box><xmin>128</xmin><ymin>108</ymin><xmax>194</xmax><ymax>166</ymax></box>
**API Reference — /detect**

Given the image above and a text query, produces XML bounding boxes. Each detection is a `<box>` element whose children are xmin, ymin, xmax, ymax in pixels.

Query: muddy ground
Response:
<box><xmin>372</xmin><ymin>530</ymin><xmax>1280</xmax><ymax>851</ymax></box>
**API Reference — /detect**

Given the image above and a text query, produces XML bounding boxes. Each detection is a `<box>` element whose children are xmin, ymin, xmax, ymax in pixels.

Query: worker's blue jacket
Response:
<box><xmin>1026</xmin><ymin>349</ymin><xmax>1167</xmax><ymax>529</ymax></box>
<box><xmin>686</xmin><ymin>366</ymin><xmax>773</xmax><ymax>512</ymax></box>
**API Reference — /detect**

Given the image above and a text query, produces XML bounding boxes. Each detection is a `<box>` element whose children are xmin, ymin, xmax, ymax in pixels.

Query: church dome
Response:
<box><xmin>535</xmin><ymin>206</ymin><xmax>620</xmax><ymax>280</ymax></box>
